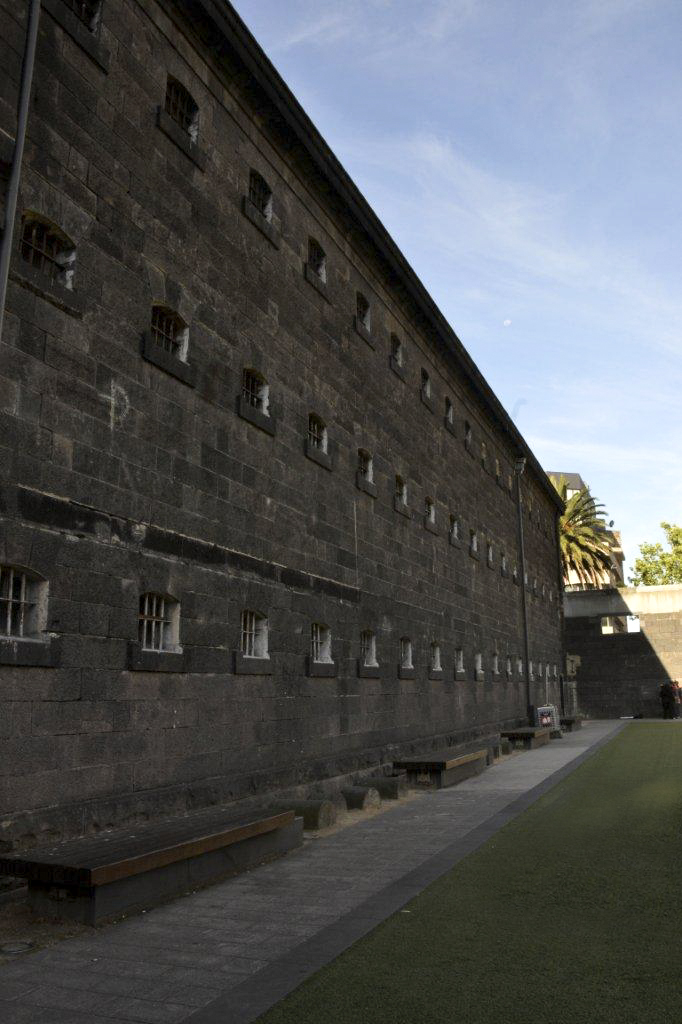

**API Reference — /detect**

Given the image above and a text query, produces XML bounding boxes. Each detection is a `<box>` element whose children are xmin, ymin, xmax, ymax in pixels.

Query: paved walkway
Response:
<box><xmin>0</xmin><ymin>721</ymin><xmax>622</xmax><ymax>1024</ymax></box>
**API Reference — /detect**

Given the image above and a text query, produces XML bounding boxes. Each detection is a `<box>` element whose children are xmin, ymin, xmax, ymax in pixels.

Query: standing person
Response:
<box><xmin>673</xmin><ymin>680</ymin><xmax>681</xmax><ymax>719</ymax></box>
<box><xmin>660</xmin><ymin>680</ymin><xmax>675</xmax><ymax>719</ymax></box>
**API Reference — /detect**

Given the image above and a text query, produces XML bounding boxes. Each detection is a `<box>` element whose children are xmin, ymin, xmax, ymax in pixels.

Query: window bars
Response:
<box><xmin>421</xmin><ymin>369</ymin><xmax>431</xmax><ymax>397</ymax></box>
<box><xmin>20</xmin><ymin>219</ymin><xmax>67</xmax><ymax>285</ymax></box>
<box><xmin>361</xmin><ymin>630</ymin><xmax>377</xmax><ymax>667</ymax></box>
<box><xmin>0</xmin><ymin>567</ymin><xmax>36</xmax><ymax>639</ymax></box>
<box><xmin>165</xmin><ymin>78</ymin><xmax>198</xmax><ymax>138</ymax></box>
<box><xmin>425</xmin><ymin>498</ymin><xmax>435</xmax><ymax>523</ymax></box>
<box><xmin>241</xmin><ymin>610</ymin><xmax>268</xmax><ymax>659</ymax></box>
<box><xmin>308</xmin><ymin>238</ymin><xmax>326</xmax><ymax>281</ymax></box>
<box><xmin>308</xmin><ymin>414</ymin><xmax>327</xmax><ymax>451</ymax></box>
<box><xmin>311</xmin><ymin>622</ymin><xmax>331</xmax><ymax>663</ymax></box>
<box><xmin>139</xmin><ymin>593</ymin><xmax>173</xmax><ymax>652</ymax></box>
<box><xmin>242</xmin><ymin>370</ymin><xmax>268</xmax><ymax>413</ymax></box>
<box><xmin>63</xmin><ymin>0</ymin><xmax>101</xmax><ymax>29</ymax></box>
<box><xmin>358</xmin><ymin>449</ymin><xmax>373</xmax><ymax>482</ymax></box>
<box><xmin>400</xmin><ymin>637</ymin><xmax>413</xmax><ymax>669</ymax></box>
<box><xmin>151</xmin><ymin>307</ymin><xmax>183</xmax><ymax>357</ymax></box>
<box><xmin>395</xmin><ymin>475</ymin><xmax>407</xmax><ymax>503</ymax></box>
<box><xmin>249</xmin><ymin>170</ymin><xmax>272</xmax><ymax>220</ymax></box>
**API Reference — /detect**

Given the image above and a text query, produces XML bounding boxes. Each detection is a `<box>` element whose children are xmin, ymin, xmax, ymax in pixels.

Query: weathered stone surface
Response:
<box><xmin>0</xmin><ymin>0</ymin><xmax>563</xmax><ymax>851</ymax></box>
<box><xmin>342</xmin><ymin>787</ymin><xmax>381</xmax><ymax>811</ymax></box>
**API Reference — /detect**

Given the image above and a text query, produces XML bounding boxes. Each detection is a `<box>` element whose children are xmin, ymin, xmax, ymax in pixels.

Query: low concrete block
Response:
<box><xmin>277</xmin><ymin>800</ymin><xmax>337</xmax><ymax>830</ymax></box>
<box><xmin>365</xmin><ymin>775</ymin><xmax>408</xmax><ymax>800</ymax></box>
<box><xmin>342</xmin><ymin>786</ymin><xmax>381</xmax><ymax>811</ymax></box>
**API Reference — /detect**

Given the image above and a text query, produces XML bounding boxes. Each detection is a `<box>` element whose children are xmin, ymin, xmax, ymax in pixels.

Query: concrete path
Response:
<box><xmin>0</xmin><ymin>720</ymin><xmax>622</xmax><ymax>1024</ymax></box>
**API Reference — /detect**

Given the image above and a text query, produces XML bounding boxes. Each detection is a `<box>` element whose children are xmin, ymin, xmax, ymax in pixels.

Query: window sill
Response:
<box><xmin>506</xmin><ymin>671</ymin><xmax>514</xmax><ymax>681</ymax></box>
<box><xmin>0</xmin><ymin>637</ymin><xmax>59</xmax><ymax>667</ymax></box>
<box><xmin>469</xmin><ymin>547</ymin><xmax>480</xmax><ymax>561</ymax></box>
<box><xmin>398</xmin><ymin>665</ymin><xmax>416</xmax><ymax>680</ymax></box>
<box><xmin>356</xmin><ymin>473</ymin><xmax>377</xmax><ymax>498</ymax></box>
<box><xmin>43</xmin><ymin>0</ymin><xmax>110</xmax><ymax>72</ymax></box>
<box><xmin>420</xmin><ymin>389</ymin><xmax>435</xmax><ymax>413</ymax></box>
<box><xmin>449</xmin><ymin>534</ymin><xmax>462</xmax><ymax>549</ymax></box>
<box><xmin>233</xmin><ymin>652</ymin><xmax>272</xmax><ymax>675</ymax></box>
<box><xmin>465</xmin><ymin>439</ymin><xmax>475</xmax><ymax>457</ymax></box>
<box><xmin>304</xmin><ymin>263</ymin><xmax>330</xmax><ymax>301</ymax></box>
<box><xmin>455</xmin><ymin>669</ymin><xmax>467</xmax><ymax>681</ymax></box>
<box><xmin>306</xmin><ymin>657</ymin><xmax>337</xmax><ymax>678</ymax></box>
<box><xmin>501</xmin><ymin>566</ymin><xmax>510</xmax><ymax>578</ymax></box>
<box><xmin>237</xmin><ymin>394</ymin><xmax>276</xmax><ymax>436</ymax></box>
<box><xmin>305</xmin><ymin>439</ymin><xmax>332</xmax><ymax>471</ymax></box>
<box><xmin>357</xmin><ymin>662</ymin><xmax>380</xmax><ymax>679</ymax></box>
<box><xmin>141</xmin><ymin>333</ymin><xmax>196</xmax><ymax>387</ymax></box>
<box><xmin>389</xmin><ymin>355</ymin><xmax>406</xmax><ymax>381</ymax></box>
<box><xmin>475</xmin><ymin>670</ymin><xmax>485</xmax><ymax>682</ymax></box>
<box><xmin>487</xmin><ymin>559</ymin><xmax>495</xmax><ymax>571</ymax></box>
<box><xmin>444</xmin><ymin>417</ymin><xmax>458</xmax><ymax>437</ymax></box>
<box><xmin>156</xmin><ymin>107</ymin><xmax>207</xmax><ymax>171</ymax></box>
<box><xmin>424</xmin><ymin>518</ymin><xmax>438</xmax><ymax>535</ymax></box>
<box><xmin>394</xmin><ymin>497</ymin><xmax>412</xmax><ymax>519</ymax></box>
<box><xmin>10</xmin><ymin>264</ymin><xmax>84</xmax><ymax>318</ymax></box>
<box><xmin>128</xmin><ymin>643</ymin><xmax>185</xmax><ymax>672</ymax></box>
<box><xmin>242</xmin><ymin>196</ymin><xmax>280</xmax><ymax>249</ymax></box>
<box><xmin>354</xmin><ymin>316</ymin><xmax>374</xmax><ymax>349</ymax></box>
<box><xmin>428</xmin><ymin>668</ymin><xmax>444</xmax><ymax>681</ymax></box>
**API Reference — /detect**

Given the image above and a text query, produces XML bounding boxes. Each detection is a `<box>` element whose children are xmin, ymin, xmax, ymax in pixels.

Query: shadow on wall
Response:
<box><xmin>564</xmin><ymin>585</ymin><xmax>682</xmax><ymax>719</ymax></box>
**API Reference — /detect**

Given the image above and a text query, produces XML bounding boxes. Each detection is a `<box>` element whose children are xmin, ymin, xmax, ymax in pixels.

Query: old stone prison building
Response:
<box><xmin>0</xmin><ymin>0</ymin><xmax>564</xmax><ymax>854</ymax></box>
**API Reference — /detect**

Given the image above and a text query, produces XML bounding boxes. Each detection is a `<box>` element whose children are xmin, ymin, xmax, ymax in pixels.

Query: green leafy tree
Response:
<box><xmin>549</xmin><ymin>475</ymin><xmax>614</xmax><ymax>588</ymax></box>
<box><xmin>630</xmin><ymin>523</ymin><xmax>682</xmax><ymax>586</ymax></box>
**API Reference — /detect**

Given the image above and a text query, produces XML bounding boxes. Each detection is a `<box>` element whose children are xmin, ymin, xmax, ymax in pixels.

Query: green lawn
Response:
<box><xmin>258</xmin><ymin>725</ymin><xmax>682</xmax><ymax>1024</ymax></box>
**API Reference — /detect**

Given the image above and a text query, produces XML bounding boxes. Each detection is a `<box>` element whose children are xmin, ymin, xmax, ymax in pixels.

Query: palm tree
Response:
<box><xmin>549</xmin><ymin>475</ymin><xmax>614</xmax><ymax>588</ymax></box>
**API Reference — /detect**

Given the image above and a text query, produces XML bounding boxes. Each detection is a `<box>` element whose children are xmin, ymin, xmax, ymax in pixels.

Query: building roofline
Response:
<box><xmin>191</xmin><ymin>0</ymin><xmax>564</xmax><ymax>513</ymax></box>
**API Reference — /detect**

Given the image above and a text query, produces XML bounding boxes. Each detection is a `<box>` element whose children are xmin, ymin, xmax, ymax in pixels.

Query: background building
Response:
<box><xmin>0</xmin><ymin>0</ymin><xmax>563</xmax><ymax>853</ymax></box>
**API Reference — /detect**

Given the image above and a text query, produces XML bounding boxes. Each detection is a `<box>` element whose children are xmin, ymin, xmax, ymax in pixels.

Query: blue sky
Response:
<box><xmin>232</xmin><ymin>0</ymin><xmax>682</xmax><ymax>575</ymax></box>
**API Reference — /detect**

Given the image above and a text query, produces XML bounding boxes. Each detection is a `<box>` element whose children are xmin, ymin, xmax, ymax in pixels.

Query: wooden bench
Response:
<box><xmin>393</xmin><ymin>748</ymin><xmax>488</xmax><ymax>789</ymax></box>
<box><xmin>0</xmin><ymin>805</ymin><xmax>302</xmax><ymax>926</ymax></box>
<box><xmin>501</xmin><ymin>726</ymin><xmax>551</xmax><ymax>750</ymax></box>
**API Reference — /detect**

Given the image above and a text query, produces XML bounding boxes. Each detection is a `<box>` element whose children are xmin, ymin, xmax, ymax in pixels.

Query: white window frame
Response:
<box><xmin>311</xmin><ymin>622</ymin><xmax>332</xmax><ymax>664</ymax></box>
<box><xmin>139</xmin><ymin>592</ymin><xmax>180</xmax><ymax>653</ymax></box>
<box><xmin>400</xmin><ymin>637</ymin><xmax>413</xmax><ymax>670</ymax></box>
<box><xmin>241</xmin><ymin>609</ymin><xmax>269</xmax><ymax>659</ymax></box>
<box><xmin>360</xmin><ymin>629</ymin><xmax>378</xmax><ymax>668</ymax></box>
<box><xmin>0</xmin><ymin>565</ymin><xmax>47</xmax><ymax>640</ymax></box>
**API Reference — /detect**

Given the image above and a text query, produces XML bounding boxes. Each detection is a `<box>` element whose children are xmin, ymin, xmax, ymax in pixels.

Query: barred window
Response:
<box><xmin>356</xmin><ymin>292</ymin><xmax>370</xmax><ymax>331</ymax></box>
<box><xmin>358</xmin><ymin>448</ymin><xmax>373</xmax><ymax>483</ymax></box>
<box><xmin>0</xmin><ymin>566</ymin><xmax>45</xmax><ymax>639</ymax></box>
<box><xmin>241</xmin><ymin>610</ymin><xmax>268</xmax><ymax>659</ymax></box>
<box><xmin>517</xmin><ymin>656</ymin><xmax>523</xmax><ymax>676</ymax></box>
<box><xmin>445</xmin><ymin>397</ymin><xmax>454</xmax><ymax>424</ymax></box>
<box><xmin>492</xmin><ymin>652</ymin><xmax>499</xmax><ymax>675</ymax></box>
<box><xmin>470</xmin><ymin>530</ymin><xmax>478</xmax><ymax>554</ymax></box>
<box><xmin>391</xmin><ymin>334</ymin><xmax>404</xmax><ymax>366</ymax></box>
<box><xmin>308</xmin><ymin>238</ymin><xmax>326</xmax><ymax>282</ymax></box>
<box><xmin>165</xmin><ymin>77</ymin><xmax>199</xmax><ymax>141</ymax></box>
<box><xmin>421</xmin><ymin>369</ymin><xmax>431</xmax><ymax>398</ymax></box>
<box><xmin>501</xmin><ymin>552</ymin><xmax>507</xmax><ymax>573</ymax></box>
<box><xmin>430</xmin><ymin>642</ymin><xmax>442</xmax><ymax>673</ymax></box>
<box><xmin>512</xmin><ymin>566</ymin><xmax>519</xmax><ymax>585</ymax></box>
<box><xmin>449</xmin><ymin>514</ymin><xmax>460</xmax><ymax>541</ymax></box>
<box><xmin>464</xmin><ymin>420</ymin><xmax>472</xmax><ymax>449</ymax></box>
<box><xmin>138</xmin><ymin>592</ymin><xmax>180</xmax><ymax>652</ymax></box>
<box><xmin>361</xmin><ymin>629</ymin><xmax>378</xmax><ymax>668</ymax></box>
<box><xmin>506</xmin><ymin>656</ymin><xmax>513</xmax><ymax>677</ymax></box>
<box><xmin>242</xmin><ymin>369</ymin><xmax>269</xmax><ymax>414</ymax></box>
<box><xmin>311</xmin><ymin>622</ymin><xmax>332</xmax><ymax>664</ymax></box>
<box><xmin>395</xmin><ymin>474</ymin><xmax>407</xmax><ymax>503</ymax></box>
<box><xmin>308</xmin><ymin>414</ymin><xmax>328</xmax><ymax>453</ymax></box>
<box><xmin>20</xmin><ymin>215</ymin><xmax>75</xmax><ymax>289</ymax></box>
<box><xmin>400</xmin><ymin>637</ymin><xmax>413</xmax><ymax>670</ymax></box>
<box><xmin>425</xmin><ymin>497</ymin><xmax>435</xmax><ymax>524</ymax></box>
<box><xmin>151</xmin><ymin>305</ymin><xmax>188</xmax><ymax>360</ymax></box>
<box><xmin>63</xmin><ymin>0</ymin><xmax>101</xmax><ymax>31</ymax></box>
<box><xmin>487</xmin><ymin>542</ymin><xmax>494</xmax><ymax>567</ymax></box>
<box><xmin>455</xmin><ymin>647</ymin><xmax>464</xmax><ymax>674</ymax></box>
<box><xmin>529</xmin><ymin>661</ymin><xmax>535</xmax><ymax>681</ymax></box>
<box><xmin>475</xmin><ymin>652</ymin><xmax>483</xmax><ymax>675</ymax></box>
<box><xmin>495</xmin><ymin>458</ymin><xmax>501</xmax><ymax>481</ymax></box>
<box><xmin>249</xmin><ymin>170</ymin><xmax>272</xmax><ymax>221</ymax></box>
<box><xmin>480</xmin><ymin>441</ymin><xmax>487</xmax><ymax>467</ymax></box>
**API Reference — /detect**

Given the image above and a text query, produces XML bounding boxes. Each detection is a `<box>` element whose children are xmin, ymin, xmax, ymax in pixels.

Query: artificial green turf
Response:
<box><xmin>257</xmin><ymin>725</ymin><xmax>682</xmax><ymax>1024</ymax></box>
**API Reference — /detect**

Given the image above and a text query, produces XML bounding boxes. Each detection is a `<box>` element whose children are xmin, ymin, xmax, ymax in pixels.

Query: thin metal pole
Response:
<box><xmin>515</xmin><ymin>457</ymin><xmax>533</xmax><ymax>723</ymax></box>
<box><xmin>0</xmin><ymin>0</ymin><xmax>41</xmax><ymax>341</ymax></box>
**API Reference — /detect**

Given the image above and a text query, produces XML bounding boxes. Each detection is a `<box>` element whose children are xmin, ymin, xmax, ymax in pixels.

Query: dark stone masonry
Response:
<box><xmin>0</xmin><ymin>0</ymin><xmax>564</xmax><ymax>853</ymax></box>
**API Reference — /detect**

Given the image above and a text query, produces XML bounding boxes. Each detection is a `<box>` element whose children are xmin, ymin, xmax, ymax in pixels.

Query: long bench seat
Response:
<box><xmin>0</xmin><ymin>805</ymin><xmax>302</xmax><ymax>926</ymax></box>
<box><xmin>500</xmin><ymin>726</ymin><xmax>551</xmax><ymax>750</ymax></box>
<box><xmin>393</xmin><ymin>748</ymin><xmax>488</xmax><ymax>789</ymax></box>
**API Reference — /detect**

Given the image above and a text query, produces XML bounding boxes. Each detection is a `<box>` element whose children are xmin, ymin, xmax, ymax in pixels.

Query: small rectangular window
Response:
<box><xmin>165</xmin><ymin>77</ymin><xmax>199</xmax><ymax>141</ymax></box>
<box><xmin>400</xmin><ymin>637</ymin><xmax>413</xmax><ymax>669</ymax></box>
<box><xmin>455</xmin><ymin>647</ymin><xmax>464</xmax><ymax>674</ymax></box>
<box><xmin>358</xmin><ymin>449</ymin><xmax>373</xmax><ymax>482</ymax></box>
<box><xmin>311</xmin><ymin>622</ymin><xmax>332</xmax><ymax>663</ymax></box>
<box><xmin>249</xmin><ymin>170</ymin><xmax>273</xmax><ymax>220</ymax></box>
<box><xmin>308</xmin><ymin>238</ymin><xmax>326</xmax><ymax>282</ymax></box>
<box><xmin>361</xmin><ymin>630</ymin><xmax>378</xmax><ymax>667</ymax></box>
<box><xmin>242</xmin><ymin>369</ymin><xmax>269</xmax><ymax>414</ymax></box>
<box><xmin>139</xmin><ymin>593</ymin><xmax>178</xmax><ymax>652</ymax></box>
